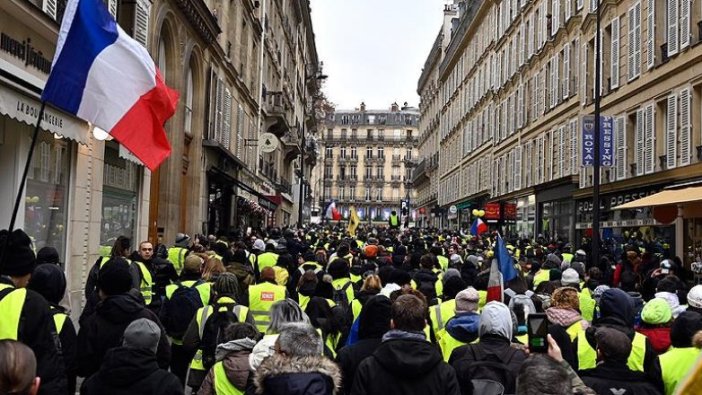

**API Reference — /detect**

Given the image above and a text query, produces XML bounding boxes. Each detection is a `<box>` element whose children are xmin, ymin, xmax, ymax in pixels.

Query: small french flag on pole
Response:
<box><xmin>42</xmin><ymin>0</ymin><xmax>179</xmax><ymax>170</ymax></box>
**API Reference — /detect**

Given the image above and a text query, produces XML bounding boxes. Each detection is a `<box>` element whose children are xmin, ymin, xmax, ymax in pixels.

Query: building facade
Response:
<box><xmin>424</xmin><ymin>0</ymin><xmax>702</xmax><ymax>259</ymax></box>
<box><xmin>314</xmin><ymin>103</ymin><xmax>419</xmax><ymax>223</ymax></box>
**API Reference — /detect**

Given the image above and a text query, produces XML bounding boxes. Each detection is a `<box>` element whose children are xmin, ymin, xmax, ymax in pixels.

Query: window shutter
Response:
<box><xmin>528</xmin><ymin>13</ymin><xmax>535</xmax><ymax>57</ymax></box>
<box><xmin>546</xmin><ymin>131</ymin><xmax>554</xmax><ymax>182</ymax></box>
<box><xmin>565</xmin><ymin>0</ymin><xmax>572</xmax><ymax>21</ymax></box>
<box><xmin>680</xmin><ymin>0</ymin><xmax>690</xmax><ymax>49</ymax></box>
<box><xmin>554</xmin><ymin>52</ymin><xmax>560</xmax><ymax>105</ymax></box>
<box><xmin>615</xmin><ymin>116</ymin><xmax>627</xmax><ymax>179</ymax></box>
<box><xmin>645</xmin><ymin>104</ymin><xmax>656</xmax><ymax>174</ymax></box>
<box><xmin>43</xmin><ymin>0</ymin><xmax>57</xmax><ymax>20</ymax></box>
<box><xmin>515</xmin><ymin>145</ymin><xmax>522</xmax><ymax>190</ymax></box>
<box><xmin>214</xmin><ymin>78</ymin><xmax>224</xmax><ymax>141</ymax></box>
<box><xmin>223</xmin><ymin>89</ymin><xmax>232</xmax><ymax>150</ymax></box>
<box><xmin>646</xmin><ymin>0</ymin><xmax>655</xmax><ymax>69</ymax></box>
<box><xmin>552</xmin><ymin>0</ymin><xmax>560</xmax><ymax>36</ymax></box>
<box><xmin>668</xmin><ymin>0</ymin><xmax>679</xmax><ymax>56</ymax></box>
<box><xmin>134</xmin><ymin>0</ymin><xmax>150</xmax><ymax>48</ymax></box>
<box><xmin>577</xmin><ymin>0</ymin><xmax>583</xmax><ymax>11</ymax></box>
<box><xmin>666</xmin><ymin>94</ymin><xmax>678</xmax><ymax>169</ymax></box>
<box><xmin>611</xmin><ymin>16</ymin><xmax>620</xmax><ymax>89</ymax></box>
<box><xmin>563</xmin><ymin>43</ymin><xmax>570</xmax><ymax>98</ymax></box>
<box><xmin>556</xmin><ymin>126</ymin><xmax>563</xmax><ymax>178</ymax></box>
<box><xmin>635</xmin><ymin>108</ymin><xmax>645</xmax><ymax>175</ymax></box>
<box><xmin>679</xmin><ymin>87</ymin><xmax>691</xmax><ymax>166</ymax></box>
<box><xmin>582</xmin><ymin>43</ymin><xmax>589</xmax><ymax>105</ymax></box>
<box><xmin>108</xmin><ymin>0</ymin><xmax>118</xmax><ymax>18</ymax></box>
<box><xmin>590</xmin><ymin>0</ymin><xmax>597</xmax><ymax>13</ymax></box>
<box><xmin>517</xmin><ymin>83</ymin><xmax>524</xmax><ymax>128</ymax></box>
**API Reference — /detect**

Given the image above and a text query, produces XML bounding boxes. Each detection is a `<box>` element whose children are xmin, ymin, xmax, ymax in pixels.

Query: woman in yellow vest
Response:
<box><xmin>197</xmin><ymin>322</ymin><xmax>258</xmax><ymax>395</ymax></box>
<box><xmin>350</xmin><ymin>274</ymin><xmax>382</xmax><ymax>321</ymax></box>
<box><xmin>659</xmin><ymin>312</ymin><xmax>702</xmax><ymax>395</ymax></box>
<box><xmin>438</xmin><ymin>288</ymin><xmax>481</xmax><ymax>361</ymax></box>
<box><xmin>544</xmin><ymin>287</ymin><xmax>590</xmax><ymax>369</ymax></box>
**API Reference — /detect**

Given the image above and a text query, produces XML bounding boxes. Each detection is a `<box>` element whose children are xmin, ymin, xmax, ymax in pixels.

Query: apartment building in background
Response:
<box><xmin>313</xmin><ymin>103</ymin><xmax>419</xmax><ymax>223</ymax></box>
<box><xmin>423</xmin><ymin>0</ymin><xmax>702</xmax><ymax>260</ymax></box>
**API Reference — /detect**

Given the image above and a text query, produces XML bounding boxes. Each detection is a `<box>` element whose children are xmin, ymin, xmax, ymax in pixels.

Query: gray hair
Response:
<box><xmin>267</xmin><ymin>299</ymin><xmax>310</xmax><ymax>334</ymax></box>
<box><xmin>276</xmin><ymin>322</ymin><xmax>322</xmax><ymax>357</ymax></box>
<box><xmin>516</xmin><ymin>354</ymin><xmax>571</xmax><ymax>395</ymax></box>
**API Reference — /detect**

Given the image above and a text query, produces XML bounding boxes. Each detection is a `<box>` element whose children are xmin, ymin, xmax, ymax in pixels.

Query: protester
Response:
<box><xmin>197</xmin><ymin>323</ymin><xmax>259</xmax><ymax>395</ymax></box>
<box><xmin>0</xmin><ymin>340</ymin><xmax>41</xmax><ymax>395</ymax></box>
<box><xmin>547</xmin><ymin>287</ymin><xmax>589</xmax><ymax>369</ymax></box>
<box><xmin>659</xmin><ymin>311</ymin><xmax>702</xmax><ymax>395</ymax></box>
<box><xmin>130</xmin><ymin>240</ymin><xmax>178</xmax><ymax>312</ymax></box>
<box><xmin>249</xmin><ymin>299</ymin><xmax>310</xmax><ymax>370</ymax></box>
<box><xmin>80</xmin><ymin>318</ymin><xmax>182</xmax><ymax>395</ymax></box>
<box><xmin>439</xmin><ymin>287</ymin><xmax>481</xmax><ymax>361</ymax></box>
<box><xmin>636</xmin><ymin>298</ymin><xmax>673</xmax><ymax>354</ymax></box>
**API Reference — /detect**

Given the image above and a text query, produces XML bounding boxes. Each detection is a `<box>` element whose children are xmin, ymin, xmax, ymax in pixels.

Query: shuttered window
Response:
<box><xmin>666</xmin><ymin>94</ymin><xmax>678</xmax><ymax>169</ymax></box>
<box><xmin>680</xmin><ymin>0</ymin><xmax>690</xmax><ymax>49</ymax></box>
<box><xmin>563</xmin><ymin>43</ymin><xmax>571</xmax><ymax>98</ymax></box>
<box><xmin>615</xmin><ymin>116</ymin><xmax>627</xmax><ymax>180</ymax></box>
<box><xmin>134</xmin><ymin>0</ymin><xmax>150</xmax><ymax>48</ymax></box>
<box><xmin>679</xmin><ymin>87</ymin><xmax>692</xmax><ymax>166</ymax></box>
<box><xmin>611</xmin><ymin>17</ymin><xmax>620</xmax><ymax>89</ymax></box>
<box><xmin>628</xmin><ymin>3</ymin><xmax>642</xmax><ymax>80</ymax></box>
<box><xmin>514</xmin><ymin>145</ymin><xmax>522</xmax><ymax>190</ymax></box>
<box><xmin>570</xmin><ymin>119</ymin><xmax>579</xmax><ymax>175</ymax></box>
<box><xmin>635</xmin><ymin>108</ymin><xmax>645</xmax><ymax>176</ymax></box>
<box><xmin>668</xmin><ymin>0</ymin><xmax>679</xmax><ymax>56</ymax></box>
<box><xmin>644</xmin><ymin>103</ymin><xmax>656</xmax><ymax>174</ymax></box>
<box><xmin>646</xmin><ymin>0</ymin><xmax>655</xmax><ymax>69</ymax></box>
<box><xmin>43</xmin><ymin>0</ymin><xmax>57</xmax><ymax>20</ymax></box>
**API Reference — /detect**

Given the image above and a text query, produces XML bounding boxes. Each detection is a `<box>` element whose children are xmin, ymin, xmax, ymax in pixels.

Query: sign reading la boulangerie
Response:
<box><xmin>582</xmin><ymin>115</ymin><xmax>614</xmax><ymax>167</ymax></box>
<box><xmin>0</xmin><ymin>33</ymin><xmax>52</xmax><ymax>74</ymax></box>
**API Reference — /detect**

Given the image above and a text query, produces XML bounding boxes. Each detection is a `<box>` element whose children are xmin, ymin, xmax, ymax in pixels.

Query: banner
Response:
<box><xmin>582</xmin><ymin>115</ymin><xmax>613</xmax><ymax>167</ymax></box>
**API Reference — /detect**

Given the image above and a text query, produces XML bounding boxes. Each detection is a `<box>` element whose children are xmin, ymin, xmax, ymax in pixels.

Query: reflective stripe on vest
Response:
<box><xmin>577</xmin><ymin>330</ymin><xmax>647</xmax><ymax>371</ymax></box>
<box><xmin>213</xmin><ymin>361</ymin><xmax>244</xmax><ymax>395</ymax></box>
<box><xmin>298</xmin><ymin>262</ymin><xmax>323</xmax><ymax>276</ymax></box>
<box><xmin>248</xmin><ymin>282</ymin><xmax>286</xmax><ymax>332</ymax></box>
<box><xmin>190</xmin><ymin>300</ymin><xmax>248</xmax><ymax>371</ymax></box>
<box><xmin>167</xmin><ymin>247</ymin><xmax>188</xmax><ymax>274</ymax></box>
<box><xmin>660</xmin><ymin>347</ymin><xmax>701</xmax><ymax>395</ymax></box>
<box><xmin>0</xmin><ymin>284</ymin><xmax>26</xmax><ymax>340</ymax></box>
<box><xmin>53</xmin><ymin>312</ymin><xmax>68</xmax><ymax>334</ymax></box>
<box><xmin>430</xmin><ymin>299</ymin><xmax>456</xmax><ymax>335</ymax></box>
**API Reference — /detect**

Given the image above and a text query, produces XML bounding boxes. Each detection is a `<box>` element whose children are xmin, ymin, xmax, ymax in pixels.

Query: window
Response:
<box><xmin>376</xmin><ymin>187</ymin><xmax>383</xmax><ymax>201</ymax></box>
<box><xmin>376</xmin><ymin>166</ymin><xmax>383</xmax><ymax>179</ymax></box>
<box><xmin>365</xmin><ymin>187</ymin><xmax>371</xmax><ymax>200</ymax></box>
<box><xmin>325</xmin><ymin>147</ymin><xmax>333</xmax><ymax>158</ymax></box>
<box><xmin>351</xmin><ymin>146</ymin><xmax>357</xmax><ymax>158</ymax></box>
<box><xmin>340</xmin><ymin>147</ymin><xmax>346</xmax><ymax>158</ymax></box>
<box><xmin>628</xmin><ymin>2</ymin><xmax>642</xmax><ymax>80</ymax></box>
<box><xmin>366</xmin><ymin>146</ymin><xmax>373</xmax><ymax>158</ymax></box>
<box><xmin>350</xmin><ymin>186</ymin><xmax>356</xmax><ymax>200</ymax></box>
<box><xmin>378</xmin><ymin>147</ymin><xmax>384</xmax><ymax>158</ymax></box>
<box><xmin>324</xmin><ymin>165</ymin><xmax>332</xmax><ymax>178</ymax></box>
<box><xmin>184</xmin><ymin>67</ymin><xmax>193</xmax><ymax>133</ymax></box>
<box><xmin>610</xmin><ymin>17</ymin><xmax>620</xmax><ymax>89</ymax></box>
<box><xmin>365</xmin><ymin>167</ymin><xmax>372</xmax><ymax>179</ymax></box>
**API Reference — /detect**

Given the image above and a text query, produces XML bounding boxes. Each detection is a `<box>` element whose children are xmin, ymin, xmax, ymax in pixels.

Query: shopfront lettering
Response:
<box><xmin>577</xmin><ymin>189</ymin><xmax>660</xmax><ymax>213</ymax></box>
<box><xmin>0</xmin><ymin>33</ymin><xmax>51</xmax><ymax>74</ymax></box>
<box><xmin>16</xmin><ymin>100</ymin><xmax>63</xmax><ymax>128</ymax></box>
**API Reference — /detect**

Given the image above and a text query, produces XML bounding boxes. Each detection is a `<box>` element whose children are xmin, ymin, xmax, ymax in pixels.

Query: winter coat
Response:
<box><xmin>249</xmin><ymin>334</ymin><xmax>279</xmax><ymax>371</ymax></box>
<box><xmin>254</xmin><ymin>353</ymin><xmax>341</xmax><ymax>395</ymax></box>
<box><xmin>351</xmin><ymin>337</ymin><xmax>460</xmax><ymax>395</ymax></box>
<box><xmin>129</xmin><ymin>252</ymin><xmax>178</xmax><ymax>302</ymax></box>
<box><xmin>77</xmin><ymin>292</ymin><xmax>171</xmax><ymax>378</ymax></box>
<box><xmin>336</xmin><ymin>338</ymin><xmax>382</xmax><ymax>395</ymax></box>
<box><xmin>0</xmin><ymin>279</ymin><xmax>67</xmax><ymax>395</ymax></box>
<box><xmin>80</xmin><ymin>347</ymin><xmax>183</xmax><ymax>395</ymax></box>
<box><xmin>444</xmin><ymin>313</ymin><xmax>480</xmax><ymax>343</ymax></box>
<box><xmin>81</xmin><ymin>257</ymin><xmax>143</xmax><ymax>324</ymax></box>
<box><xmin>198</xmin><ymin>338</ymin><xmax>256</xmax><ymax>395</ymax></box>
<box><xmin>636</xmin><ymin>325</ymin><xmax>672</xmax><ymax>354</ymax></box>
<box><xmin>580</xmin><ymin>361</ymin><xmax>662</xmax><ymax>395</ymax></box>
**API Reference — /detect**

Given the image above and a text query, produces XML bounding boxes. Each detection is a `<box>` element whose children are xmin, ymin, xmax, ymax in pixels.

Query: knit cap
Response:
<box><xmin>0</xmin><ymin>229</ymin><xmax>36</xmax><ymax>276</ymax></box>
<box><xmin>688</xmin><ymin>285</ymin><xmax>702</xmax><ymax>309</ymax></box>
<box><xmin>595</xmin><ymin>327</ymin><xmax>632</xmax><ymax>362</ymax></box>
<box><xmin>641</xmin><ymin>298</ymin><xmax>673</xmax><ymax>325</ymax></box>
<box><xmin>252</xmin><ymin>239</ymin><xmax>266</xmax><ymax>251</ymax></box>
<box><xmin>123</xmin><ymin>318</ymin><xmax>161</xmax><ymax>354</ymax></box>
<box><xmin>455</xmin><ymin>287</ymin><xmax>480</xmax><ymax>314</ymax></box>
<box><xmin>97</xmin><ymin>258</ymin><xmax>133</xmax><ymax>295</ymax></box>
<box><xmin>561</xmin><ymin>268</ymin><xmax>580</xmax><ymax>286</ymax></box>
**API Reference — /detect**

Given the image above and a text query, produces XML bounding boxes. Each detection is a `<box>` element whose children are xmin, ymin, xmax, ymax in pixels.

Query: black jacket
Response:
<box><xmin>336</xmin><ymin>338</ymin><xmax>382</xmax><ymax>395</ymax></box>
<box><xmin>254</xmin><ymin>353</ymin><xmax>342</xmax><ymax>395</ymax></box>
<box><xmin>129</xmin><ymin>252</ymin><xmax>178</xmax><ymax>301</ymax></box>
<box><xmin>77</xmin><ymin>292</ymin><xmax>171</xmax><ymax>377</ymax></box>
<box><xmin>351</xmin><ymin>338</ymin><xmax>460</xmax><ymax>395</ymax></box>
<box><xmin>580</xmin><ymin>361</ymin><xmax>662</xmax><ymax>395</ymax></box>
<box><xmin>52</xmin><ymin>305</ymin><xmax>77</xmax><ymax>395</ymax></box>
<box><xmin>0</xmin><ymin>279</ymin><xmax>67</xmax><ymax>395</ymax></box>
<box><xmin>80</xmin><ymin>257</ymin><xmax>143</xmax><ymax>324</ymax></box>
<box><xmin>80</xmin><ymin>347</ymin><xmax>183</xmax><ymax>395</ymax></box>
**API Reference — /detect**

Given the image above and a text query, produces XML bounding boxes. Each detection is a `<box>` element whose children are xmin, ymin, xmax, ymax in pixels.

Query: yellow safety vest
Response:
<box><xmin>165</xmin><ymin>280</ymin><xmax>211</xmax><ymax>306</ymax></box>
<box><xmin>351</xmin><ymin>299</ymin><xmax>363</xmax><ymax>321</ymax></box>
<box><xmin>439</xmin><ymin>331</ymin><xmax>478</xmax><ymax>362</ymax></box>
<box><xmin>350</xmin><ymin>272</ymin><xmax>362</xmax><ymax>284</ymax></box>
<box><xmin>213</xmin><ymin>360</ymin><xmax>244</xmax><ymax>395</ymax></box>
<box><xmin>437</xmin><ymin>255</ymin><xmax>449</xmax><ymax>271</ymax></box>
<box><xmin>579</xmin><ymin>288</ymin><xmax>596</xmax><ymax>323</ymax></box>
<box><xmin>577</xmin><ymin>330</ymin><xmax>647</xmax><ymax>371</ymax></box>
<box><xmin>99</xmin><ymin>258</ymin><xmax>153</xmax><ymax>305</ymax></box>
<box><xmin>477</xmin><ymin>290</ymin><xmax>487</xmax><ymax>310</ymax></box>
<box><xmin>533</xmin><ymin>269</ymin><xmax>551</xmax><ymax>289</ymax></box>
<box><xmin>660</xmin><ymin>347</ymin><xmax>701</xmax><ymax>395</ymax></box>
<box><xmin>190</xmin><ymin>298</ymin><xmax>248</xmax><ymax>371</ymax></box>
<box><xmin>299</xmin><ymin>295</ymin><xmax>335</xmax><ymax>311</ymax></box>
<box><xmin>516</xmin><ymin>333</ymin><xmax>528</xmax><ymax>345</ymax></box>
<box><xmin>248</xmin><ymin>282</ymin><xmax>286</xmax><ymax>332</ymax></box>
<box><xmin>0</xmin><ymin>284</ymin><xmax>26</xmax><ymax>340</ymax></box>
<box><xmin>332</xmin><ymin>278</ymin><xmax>355</xmax><ymax>303</ymax></box>
<box><xmin>429</xmin><ymin>299</ymin><xmax>456</xmax><ymax>342</ymax></box>
<box><xmin>167</xmin><ymin>246</ymin><xmax>189</xmax><ymax>274</ymax></box>
<box><xmin>562</xmin><ymin>253</ymin><xmax>574</xmax><ymax>264</ymax></box>
<box><xmin>389</xmin><ymin>215</ymin><xmax>400</xmax><ymax>226</ymax></box>
<box><xmin>565</xmin><ymin>321</ymin><xmax>587</xmax><ymax>342</ymax></box>
<box><xmin>51</xmin><ymin>308</ymin><xmax>68</xmax><ymax>334</ymax></box>
<box><xmin>257</xmin><ymin>252</ymin><xmax>279</xmax><ymax>272</ymax></box>
<box><xmin>98</xmin><ymin>245</ymin><xmax>112</xmax><ymax>258</ymax></box>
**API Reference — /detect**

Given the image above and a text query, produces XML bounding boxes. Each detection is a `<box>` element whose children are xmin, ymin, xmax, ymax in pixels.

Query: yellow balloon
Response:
<box><xmin>478</xmin><ymin>210</ymin><xmax>486</xmax><ymax>217</ymax></box>
<box><xmin>472</xmin><ymin>209</ymin><xmax>479</xmax><ymax>216</ymax></box>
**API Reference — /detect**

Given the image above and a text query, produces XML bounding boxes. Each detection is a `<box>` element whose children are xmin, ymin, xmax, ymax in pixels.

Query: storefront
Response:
<box><xmin>100</xmin><ymin>141</ymin><xmax>141</xmax><ymax>247</ymax></box>
<box><xmin>536</xmin><ymin>183</ymin><xmax>577</xmax><ymax>242</ymax></box>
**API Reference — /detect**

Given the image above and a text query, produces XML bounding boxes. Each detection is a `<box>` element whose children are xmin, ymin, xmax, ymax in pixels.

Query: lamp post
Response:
<box><xmin>592</xmin><ymin>0</ymin><xmax>602</xmax><ymax>268</ymax></box>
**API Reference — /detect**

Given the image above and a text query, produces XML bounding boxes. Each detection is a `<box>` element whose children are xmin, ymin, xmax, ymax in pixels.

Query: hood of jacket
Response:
<box><xmin>96</xmin><ymin>292</ymin><xmax>146</xmax><ymax>324</ymax></box>
<box><xmin>371</xmin><ymin>338</ymin><xmax>443</xmax><ymax>378</ymax></box>
<box><xmin>358</xmin><ymin>295</ymin><xmax>391</xmax><ymax>340</ymax></box>
<box><xmin>255</xmin><ymin>353</ymin><xmax>341</xmax><ymax>395</ymax></box>
<box><xmin>413</xmin><ymin>269</ymin><xmax>438</xmax><ymax>283</ymax></box>
<box><xmin>218</xmin><ymin>349</ymin><xmax>253</xmax><ymax>390</ymax></box>
<box><xmin>479</xmin><ymin>301</ymin><xmax>513</xmax><ymax>340</ymax></box>
<box><xmin>598</xmin><ymin>288</ymin><xmax>634</xmax><ymax>327</ymax></box>
<box><xmin>654</xmin><ymin>291</ymin><xmax>686</xmax><ymax>317</ymax></box>
<box><xmin>546</xmin><ymin>307</ymin><xmax>587</xmax><ymax>328</ymax></box>
<box><xmin>445</xmin><ymin>313</ymin><xmax>480</xmax><ymax>343</ymax></box>
<box><xmin>671</xmin><ymin>311</ymin><xmax>702</xmax><ymax>348</ymax></box>
<box><xmin>98</xmin><ymin>347</ymin><xmax>159</xmax><ymax>386</ymax></box>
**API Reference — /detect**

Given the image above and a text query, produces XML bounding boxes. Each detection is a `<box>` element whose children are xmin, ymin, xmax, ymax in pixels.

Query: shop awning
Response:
<box><xmin>0</xmin><ymin>84</ymin><xmax>89</xmax><ymax>145</ymax></box>
<box><xmin>613</xmin><ymin>186</ymin><xmax>702</xmax><ymax>209</ymax></box>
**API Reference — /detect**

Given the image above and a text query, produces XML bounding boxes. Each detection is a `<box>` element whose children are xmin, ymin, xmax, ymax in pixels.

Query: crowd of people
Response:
<box><xmin>1</xmin><ymin>224</ymin><xmax>701</xmax><ymax>395</ymax></box>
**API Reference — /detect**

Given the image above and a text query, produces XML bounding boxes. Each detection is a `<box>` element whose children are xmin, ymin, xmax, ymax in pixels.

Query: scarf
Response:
<box><xmin>546</xmin><ymin>307</ymin><xmax>588</xmax><ymax>329</ymax></box>
<box><xmin>381</xmin><ymin>329</ymin><xmax>426</xmax><ymax>342</ymax></box>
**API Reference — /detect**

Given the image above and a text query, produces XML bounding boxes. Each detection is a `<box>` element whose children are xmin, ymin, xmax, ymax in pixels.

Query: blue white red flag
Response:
<box><xmin>42</xmin><ymin>0</ymin><xmax>178</xmax><ymax>170</ymax></box>
<box><xmin>486</xmin><ymin>233</ymin><xmax>518</xmax><ymax>302</ymax></box>
<box><xmin>325</xmin><ymin>201</ymin><xmax>342</xmax><ymax>221</ymax></box>
<box><xmin>470</xmin><ymin>217</ymin><xmax>488</xmax><ymax>236</ymax></box>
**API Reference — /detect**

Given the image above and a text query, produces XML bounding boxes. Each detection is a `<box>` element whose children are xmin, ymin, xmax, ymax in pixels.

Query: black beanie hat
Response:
<box><xmin>0</xmin><ymin>229</ymin><xmax>37</xmax><ymax>276</ymax></box>
<box><xmin>359</xmin><ymin>295</ymin><xmax>391</xmax><ymax>339</ymax></box>
<box><xmin>98</xmin><ymin>258</ymin><xmax>133</xmax><ymax>296</ymax></box>
<box><xmin>29</xmin><ymin>264</ymin><xmax>66</xmax><ymax>304</ymax></box>
<box><xmin>36</xmin><ymin>246</ymin><xmax>60</xmax><ymax>265</ymax></box>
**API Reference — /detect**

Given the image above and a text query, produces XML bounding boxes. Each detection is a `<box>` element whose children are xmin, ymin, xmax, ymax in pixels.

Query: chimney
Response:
<box><xmin>360</xmin><ymin>102</ymin><xmax>366</xmax><ymax>112</ymax></box>
<box><xmin>391</xmin><ymin>102</ymin><xmax>399</xmax><ymax>112</ymax></box>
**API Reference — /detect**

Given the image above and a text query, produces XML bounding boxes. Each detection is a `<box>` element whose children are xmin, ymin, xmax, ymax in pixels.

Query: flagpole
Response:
<box><xmin>0</xmin><ymin>101</ymin><xmax>46</xmax><ymax>271</ymax></box>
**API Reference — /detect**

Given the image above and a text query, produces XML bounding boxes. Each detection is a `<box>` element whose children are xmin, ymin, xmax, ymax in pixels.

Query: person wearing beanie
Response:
<box><xmin>328</xmin><ymin>258</ymin><xmax>355</xmax><ymax>306</ymax></box>
<box><xmin>28</xmin><ymin>264</ymin><xmax>77</xmax><ymax>394</ymax></box>
<box><xmin>81</xmin><ymin>318</ymin><xmax>183</xmax><ymax>395</ymax></box>
<box><xmin>580</xmin><ymin>327</ymin><xmax>661</xmax><ymax>395</ymax></box>
<box><xmin>546</xmin><ymin>287</ymin><xmax>590</xmax><ymax>370</ymax></box>
<box><xmin>439</xmin><ymin>287</ymin><xmax>481</xmax><ymax>361</ymax></box>
<box><xmin>429</xmin><ymin>275</ymin><xmax>467</xmax><ymax>343</ymax></box>
<box><xmin>197</xmin><ymin>323</ymin><xmax>259</xmax><ymax>395</ymax></box>
<box><xmin>35</xmin><ymin>246</ymin><xmax>60</xmax><ymax>265</ymax></box>
<box><xmin>0</xmin><ymin>229</ymin><xmax>68</xmax><ymax>395</ymax></box>
<box><xmin>636</xmin><ymin>298</ymin><xmax>673</xmax><ymax>354</ymax></box>
<box><xmin>658</xmin><ymin>311</ymin><xmax>702</xmax><ymax>395</ymax></box>
<box><xmin>77</xmin><ymin>258</ymin><xmax>171</xmax><ymax>379</ymax></box>
<box><xmin>686</xmin><ymin>284</ymin><xmax>702</xmax><ymax>315</ymax></box>
<box><xmin>336</xmin><ymin>295</ymin><xmax>391</xmax><ymax>395</ymax></box>
<box><xmin>183</xmin><ymin>273</ymin><xmax>256</xmax><ymax>392</ymax></box>
<box><xmin>577</xmin><ymin>288</ymin><xmax>660</xmax><ymax>380</ymax></box>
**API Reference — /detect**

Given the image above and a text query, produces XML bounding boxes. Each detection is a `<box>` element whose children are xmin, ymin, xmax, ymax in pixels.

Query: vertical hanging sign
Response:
<box><xmin>581</xmin><ymin>115</ymin><xmax>614</xmax><ymax>167</ymax></box>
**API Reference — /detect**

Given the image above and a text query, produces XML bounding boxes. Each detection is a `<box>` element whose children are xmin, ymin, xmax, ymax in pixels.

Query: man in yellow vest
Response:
<box><xmin>255</xmin><ymin>243</ymin><xmax>279</xmax><ymax>279</ymax></box>
<box><xmin>248</xmin><ymin>267</ymin><xmax>288</xmax><ymax>332</ymax></box>
<box><xmin>167</xmin><ymin>233</ymin><xmax>191</xmax><ymax>275</ymax></box>
<box><xmin>439</xmin><ymin>287</ymin><xmax>481</xmax><ymax>361</ymax></box>
<box><xmin>0</xmin><ymin>228</ymin><xmax>67</xmax><ymax>393</ymax></box>
<box><xmin>388</xmin><ymin>210</ymin><xmax>400</xmax><ymax>229</ymax></box>
<box><xmin>659</xmin><ymin>312</ymin><xmax>702</xmax><ymax>395</ymax></box>
<box><xmin>429</xmin><ymin>272</ymin><xmax>465</xmax><ymax>342</ymax></box>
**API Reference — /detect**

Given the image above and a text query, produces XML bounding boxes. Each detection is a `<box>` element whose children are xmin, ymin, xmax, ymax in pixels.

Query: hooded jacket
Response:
<box><xmin>444</xmin><ymin>312</ymin><xmax>480</xmax><ymax>343</ymax></box>
<box><xmin>80</xmin><ymin>347</ymin><xmax>183</xmax><ymax>395</ymax></box>
<box><xmin>350</xmin><ymin>336</ymin><xmax>460</xmax><ymax>395</ymax></box>
<box><xmin>198</xmin><ymin>338</ymin><xmax>257</xmax><ymax>395</ymax></box>
<box><xmin>77</xmin><ymin>292</ymin><xmax>171</xmax><ymax>378</ymax></box>
<box><xmin>580</xmin><ymin>360</ymin><xmax>662</xmax><ymax>395</ymax></box>
<box><xmin>654</xmin><ymin>291</ymin><xmax>687</xmax><ymax>319</ymax></box>
<box><xmin>254</xmin><ymin>353</ymin><xmax>341</xmax><ymax>395</ymax></box>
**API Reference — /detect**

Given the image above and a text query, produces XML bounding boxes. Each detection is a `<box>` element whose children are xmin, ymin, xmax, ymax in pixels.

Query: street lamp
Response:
<box><xmin>592</xmin><ymin>0</ymin><xmax>602</xmax><ymax>268</ymax></box>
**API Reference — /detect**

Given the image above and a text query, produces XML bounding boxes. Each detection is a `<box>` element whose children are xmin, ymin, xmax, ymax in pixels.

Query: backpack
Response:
<box><xmin>159</xmin><ymin>281</ymin><xmax>204</xmax><ymax>338</ymax></box>
<box><xmin>200</xmin><ymin>303</ymin><xmax>244</xmax><ymax>370</ymax></box>
<box><xmin>505</xmin><ymin>290</ymin><xmax>536</xmax><ymax>315</ymax></box>
<box><xmin>454</xmin><ymin>344</ymin><xmax>519</xmax><ymax>395</ymax></box>
<box><xmin>333</xmin><ymin>281</ymin><xmax>353</xmax><ymax>307</ymax></box>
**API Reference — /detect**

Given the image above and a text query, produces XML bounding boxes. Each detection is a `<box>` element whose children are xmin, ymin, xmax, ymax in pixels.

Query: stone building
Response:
<box><xmin>426</xmin><ymin>0</ymin><xmax>702</xmax><ymax>259</ymax></box>
<box><xmin>314</xmin><ymin>103</ymin><xmax>419</xmax><ymax>223</ymax></box>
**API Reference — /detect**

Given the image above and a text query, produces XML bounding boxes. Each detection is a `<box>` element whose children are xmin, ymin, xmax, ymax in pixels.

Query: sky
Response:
<box><xmin>310</xmin><ymin>0</ymin><xmax>446</xmax><ymax>111</ymax></box>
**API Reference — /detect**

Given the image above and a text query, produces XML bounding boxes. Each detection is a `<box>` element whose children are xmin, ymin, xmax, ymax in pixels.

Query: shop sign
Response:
<box><xmin>0</xmin><ymin>33</ymin><xmax>52</xmax><ymax>74</ymax></box>
<box><xmin>448</xmin><ymin>205</ymin><xmax>458</xmax><ymax>219</ymax></box>
<box><xmin>503</xmin><ymin>203</ymin><xmax>517</xmax><ymax>220</ymax></box>
<box><xmin>575</xmin><ymin>218</ymin><xmax>663</xmax><ymax>229</ymax></box>
<box><xmin>456</xmin><ymin>201</ymin><xmax>472</xmax><ymax>210</ymax></box>
<box><xmin>581</xmin><ymin>115</ymin><xmax>614</xmax><ymax>167</ymax></box>
<box><xmin>577</xmin><ymin>187</ymin><xmax>662</xmax><ymax>213</ymax></box>
<box><xmin>484</xmin><ymin>202</ymin><xmax>501</xmax><ymax>220</ymax></box>
<box><xmin>258</xmin><ymin>197</ymin><xmax>277</xmax><ymax>211</ymax></box>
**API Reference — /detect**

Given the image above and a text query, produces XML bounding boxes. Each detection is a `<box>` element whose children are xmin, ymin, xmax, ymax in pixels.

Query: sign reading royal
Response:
<box><xmin>581</xmin><ymin>115</ymin><xmax>614</xmax><ymax>167</ymax></box>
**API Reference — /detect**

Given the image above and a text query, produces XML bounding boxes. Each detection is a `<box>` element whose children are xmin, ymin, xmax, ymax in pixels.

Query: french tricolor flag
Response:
<box><xmin>42</xmin><ymin>0</ymin><xmax>178</xmax><ymax>170</ymax></box>
<box><xmin>325</xmin><ymin>201</ymin><xmax>342</xmax><ymax>221</ymax></box>
<box><xmin>470</xmin><ymin>217</ymin><xmax>488</xmax><ymax>236</ymax></box>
